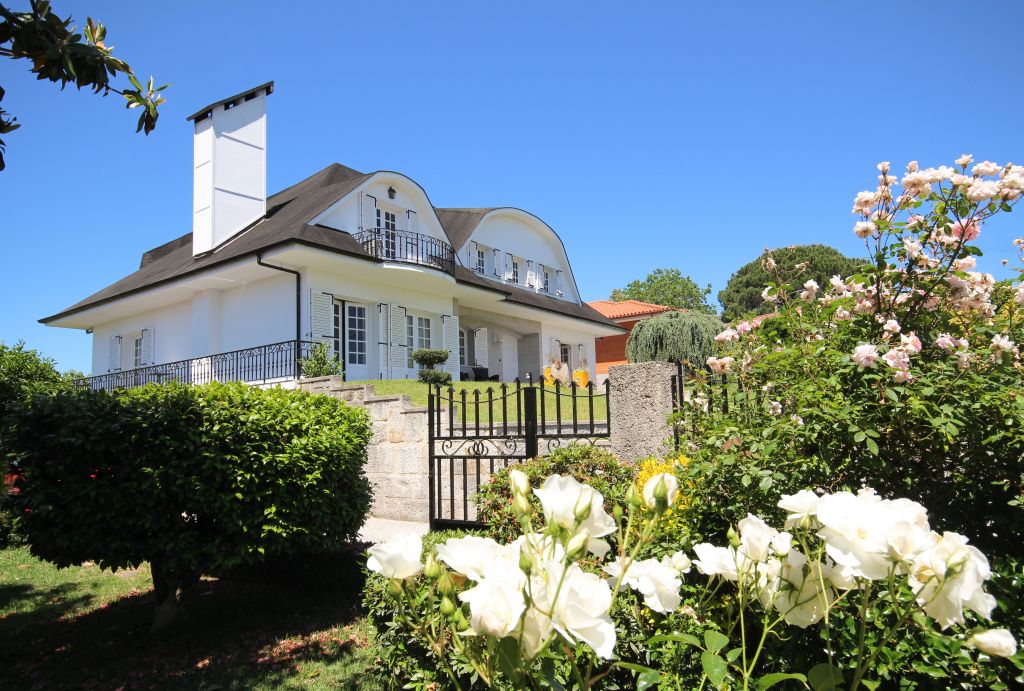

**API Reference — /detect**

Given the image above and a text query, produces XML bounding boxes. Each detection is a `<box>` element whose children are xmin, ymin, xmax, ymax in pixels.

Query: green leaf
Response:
<box><xmin>808</xmin><ymin>663</ymin><xmax>844</xmax><ymax>690</ymax></box>
<box><xmin>701</xmin><ymin>651</ymin><xmax>728</xmax><ymax>688</ymax></box>
<box><xmin>757</xmin><ymin>672</ymin><xmax>808</xmax><ymax>689</ymax></box>
<box><xmin>865</xmin><ymin>437</ymin><xmax>879</xmax><ymax>455</ymax></box>
<box><xmin>637</xmin><ymin>670</ymin><xmax>663</xmax><ymax>690</ymax></box>
<box><xmin>704</xmin><ymin>630</ymin><xmax>729</xmax><ymax>653</ymax></box>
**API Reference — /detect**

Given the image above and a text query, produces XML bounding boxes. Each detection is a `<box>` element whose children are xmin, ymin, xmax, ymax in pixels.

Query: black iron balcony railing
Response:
<box><xmin>353</xmin><ymin>228</ymin><xmax>456</xmax><ymax>274</ymax></box>
<box><xmin>75</xmin><ymin>340</ymin><xmax>319</xmax><ymax>391</ymax></box>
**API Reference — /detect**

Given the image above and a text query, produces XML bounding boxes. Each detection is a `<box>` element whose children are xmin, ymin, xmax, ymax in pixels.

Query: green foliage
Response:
<box><xmin>298</xmin><ymin>342</ymin><xmax>343</xmax><ymax>378</ymax></box>
<box><xmin>475</xmin><ymin>443</ymin><xmax>635</xmax><ymax>544</ymax></box>
<box><xmin>412</xmin><ymin>348</ymin><xmax>452</xmax><ymax>385</ymax></box>
<box><xmin>717</xmin><ymin>244</ymin><xmax>862</xmax><ymax>321</ymax></box>
<box><xmin>625</xmin><ymin>310</ymin><xmax>724</xmax><ymax>367</ymax></box>
<box><xmin>0</xmin><ymin>1</ymin><xmax>167</xmax><ymax>170</ymax></box>
<box><xmin>417</xmin><ymin>368</ymin><xmax>452</xmax><ymax>386</ymax></box>
<box><xmin>363</xmin><ymin>529</ymin><xmax>479</xmax><ymax>687</ymax></box>
<box><xmin>411</xmin><ymin>348</ymin><xmax>450</xmax><ymax>369</ymax></box>
<box><xmin>610</xmin><ymin>267</ymin><xmax>716</xmax><ymax>313</ymax></box>
<box><xmin>4</xmin><ymin>382</ymin><xmax>372</xmax><ymax>610</ymax></box>
<box><xmin>0</xmin><ymin>340</ymin><xmax>71</xmax><ymax>420</ymax></box>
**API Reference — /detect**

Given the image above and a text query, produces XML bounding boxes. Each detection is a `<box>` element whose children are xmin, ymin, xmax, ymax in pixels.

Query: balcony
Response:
<box><xmin>76</xmin><ymin>340</ymin><xmax>318</xmax><ymax>391</ymax></box>
<box><xmin>353</xmin><ymin>228</ymin><xmax>456</xmax><ymax>275</ymax></box>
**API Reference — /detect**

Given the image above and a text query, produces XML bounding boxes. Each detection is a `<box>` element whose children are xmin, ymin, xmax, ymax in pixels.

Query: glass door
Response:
<box><xmin>344</xmin><ymin>303</ymin><xmax>369</xmax><ymax>380</ymax></box>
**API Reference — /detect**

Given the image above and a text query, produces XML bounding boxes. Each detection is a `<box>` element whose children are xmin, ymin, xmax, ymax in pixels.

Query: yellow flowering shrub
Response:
<box><xmin>634</xmin><ymin>455</ymin><xmax>693</xmax><ymax>551</ymax></box>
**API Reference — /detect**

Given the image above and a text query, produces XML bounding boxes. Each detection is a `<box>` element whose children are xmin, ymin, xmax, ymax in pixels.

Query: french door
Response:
<box><xmin>335</xmin><ymin>302</ymin><xmax>369</xmax><ymax>381</ymax></box>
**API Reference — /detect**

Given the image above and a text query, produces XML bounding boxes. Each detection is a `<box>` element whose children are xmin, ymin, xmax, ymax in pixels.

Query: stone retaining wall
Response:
<box><xmin>298</xmin><ymin>377</ymin><xmax>430</xmax><ymax>523</ymax></box>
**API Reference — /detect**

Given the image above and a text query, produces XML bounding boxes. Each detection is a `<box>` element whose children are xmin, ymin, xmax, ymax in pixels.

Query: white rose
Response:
<box><xmin>508</xmin><ymin>468</ymin><xmax>530</xmax><ymax>497</ymax></box>
<box><xmin>667</xmin><ymin>551</ymin><xmax>692</xmax><ymax>573</ymax></box>
<box><xmin>910</xmin><ymin>531</ymin><xmax>995</xmax><ymax>629</ymax></box>
<box><xmin>693</xmin><ymin>543</ymin><xmax>740</xmax><ymax>581</ymax></box>
<box><xmin>642</xmin><ymin>472</ymin><xmax>680</xmax><ymax>509</ymax></box>
<box><xmin>533</xmin><ymin>475</ymin><xmax>616</xmax><ymax>556</ymax></box>
<box><xmin>773</xmin><ymin>549</ymin><xmax>835</xmax><ymax>628</ymax></box>
<box><xmin>603</xmin><ymin>556</ymin><xmax>682</xmax><ymax>614</ymax></box>
<box><xmin>458</xmin><ymin>576</ymin><xmax>526</xmax><ymax>638</ymax></box>
<box><xmin>542</xmin><ymin>560</ymin><xmax>616</xmax><ymax>658</ymax></box>
<box><xmin>778</xmin><ymin>489</ymin><xmax>821</xmax><ymax>528</ymax></box>
<box><xmin>966</xmin><ymin>628</ymin><xmax>1018</xmax><ymax>657</ymax></box>
<box><xmin>738</xmin><ymin>514</ymin><xmax>779</xmax><ymax>562</ymax></box>
<box><xmin>366</xmin><ymin>532</ymin><xmax>423</xmax><ymax>579</ymax></box>
<box><xmin>435</xmin><ymin>535</ymin><xmax>508</xmax><ymax>582</ymax></box>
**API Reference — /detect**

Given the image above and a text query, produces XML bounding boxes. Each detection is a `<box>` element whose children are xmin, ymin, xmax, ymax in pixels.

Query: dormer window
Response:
<box><xmin>512</xmin><ymin>259</ymin><xmax>520</xmax><ymax>283</ymax></box>
<box><xmin>377</xmin><ymin>208</ymin><xmax>397</xmax><ymax>259</ymax></box>
<box><xmin>476</xmin><ymin>247</ymin><xmax>485</xmax><ymax>274</ymax></box>
<box><xmin>543</xmin><ymin>269</ymin><xmax>551</xmax><ymax>293</ymax></box>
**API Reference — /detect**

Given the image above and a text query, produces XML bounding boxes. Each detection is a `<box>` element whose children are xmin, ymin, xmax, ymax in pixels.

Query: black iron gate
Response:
<box><xmin>427</xmin><ymin>377</ymin><xmax>611</xmax><ymax>531</ymax></box>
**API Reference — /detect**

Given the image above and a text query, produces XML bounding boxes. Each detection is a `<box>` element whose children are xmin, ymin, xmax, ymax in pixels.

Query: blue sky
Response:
<box><xmin>3</xmin><ymin>1</ymin><xmax>1023</xmax><ymax>373</ymax></box>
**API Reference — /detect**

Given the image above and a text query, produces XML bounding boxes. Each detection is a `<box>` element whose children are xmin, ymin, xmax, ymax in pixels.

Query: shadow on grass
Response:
<box><xmin>0</xmin><ymin>545</ymin><xmax>385</xmax><ymax>690</ymax></box>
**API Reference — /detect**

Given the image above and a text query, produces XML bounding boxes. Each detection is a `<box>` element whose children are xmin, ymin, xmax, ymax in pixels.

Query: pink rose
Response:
<box><xmin>852</xmin><ymin>344</ymin><xmax>879</xmax><ymax>369</ymax></box>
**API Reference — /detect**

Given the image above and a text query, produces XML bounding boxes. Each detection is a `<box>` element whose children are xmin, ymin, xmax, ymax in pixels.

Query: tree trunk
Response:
<box><xmin>149</xmin><ymin>559</ymin><xmax>181</xmax><ymax>634</ymax></box>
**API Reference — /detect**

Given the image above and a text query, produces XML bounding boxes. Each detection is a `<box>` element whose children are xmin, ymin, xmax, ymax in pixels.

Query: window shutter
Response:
<box><xmin>538</xmin><ymin>263</ymin><xmax>546</xmax><ymax>291</ymax></box>
<box><xmin>470</xmin><ymin>241</ymin><xmax>478</xmax><ymax>271</ymax></box>
<box><xmin>378</xmin><ymin>303</ymin><xmax>390</xmax><ymax>377</ymax></box>
<box><xmin>504</xmin><ymin>252</ymin><xmax>514</xmax><ymax>281</ymax></box>
<box><xmin>310</xmin><ymin>290</ymin><xmax>335</xmax><ymax>343</ymax></box>
<box><xmin>549</xmin><ymin>337</ymin><xmax>560</xmax><ymax>363</ymax></box>
<box><xmin>474</xmin><ymin>328</ymin><xmax>489</xmax><ymax>368</ymax></box>
<box><xmin>556</xmin><ymin>269</ymin><xmax>564</xmax><ymax>296</ymax></box>
<box><xmin>389</xmin><ymin>304</ymin><xmax>407</xmax><ymax>373</ymax></box>
<box><xmin>442</xmin><ymin>315</ymin><xmax>460</xmax><ymax>377</ymax></box>
<box><xmin>140</xmin><ymin>328</ymin><xmax>154</xmax><ymax>365</ymax></box>
<box><xmin>360</xmin><ymin>193</ymin><xmax>377</xmax><ymax>231</ymax></box>
<box><xmin>526</xmin><ymin>260</ymin><xmax>536</xmax><ymax>289</ymax></box>
<box><xmin>108</xmin><ymin>335</ymin><xmax>122</xmax><ymax>372</ymax></box>
<box><xmin>492</xmin><ymin>248</ymin><xmax>501</xmax><ymax>277</ymax></box>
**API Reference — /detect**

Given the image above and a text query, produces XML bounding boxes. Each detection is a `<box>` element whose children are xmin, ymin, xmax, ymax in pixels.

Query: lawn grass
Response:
<box><xmin>350</xmin><ymin>379</ymin><xmax>609</xmax><ymax>424</ymax></box>
<box><xmin>0</xmin><ymin>545</ymin><xmax>386</xmax><ymax>690</ymax></box>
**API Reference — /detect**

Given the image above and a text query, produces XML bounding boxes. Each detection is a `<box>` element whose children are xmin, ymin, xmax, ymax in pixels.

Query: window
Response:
<box><xmin>377</xmin><ymin>208</ymin><xmax>397</xmax><ymax>259</ymax></box>
<box><xmin>543</xmin><ymin>270</ymin><xmax>551</xmax><ymax>293</ymax></box>
<box><xmin>560</xmin><ymin>342</ymin><xmax>572</xmax><ymax>369</ymax></box>
<box><xmin>512</xmin><ymin>259</ymin><xmax>520</xmax><ymax>283</ymax></box>
<box><xmin>133</xmin><ymin>336</ymin><xmax>143</xmax><ymax>368</ymax></box>
<box><xmin>417</xmin><ymin>316</ymin><xmax>431</xmax><ymax>350</ymax></box>
<box><xmin>407</xmin><ymin>315</ymin><xmax>415</xmax><ymax>369</ymax></box>
<box><xmin>459</xmin><ymin>329</ymin><xmax>466</xmax><ymax>366</ymax></box>
<box><xmin>476</xmin><ymin>248</ymin><xmax>486</xmax><ymax>274</ymax></box>
<box><xmin>347</xmin><ymin>304</ymin><xmax>367</xmax><ymax>365</ymax></box>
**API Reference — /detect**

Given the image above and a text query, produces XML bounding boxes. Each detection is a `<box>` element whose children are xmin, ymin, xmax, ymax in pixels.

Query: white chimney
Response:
<box><xmin>188</xmin><ymin>82</ymin><xmax>273</xmax><ymax>256</ymax></box>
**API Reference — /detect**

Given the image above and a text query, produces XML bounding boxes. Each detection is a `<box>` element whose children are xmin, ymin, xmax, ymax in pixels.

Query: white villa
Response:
<box><xmin>42</xmin><ymin>82</ymin><xmax>622</xmax><ymax>388</ymax></box>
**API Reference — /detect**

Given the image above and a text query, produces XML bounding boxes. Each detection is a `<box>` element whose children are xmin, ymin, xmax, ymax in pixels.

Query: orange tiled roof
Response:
<box><xmin>586</xmin><ymin>299</ymin><xmax>678</xmax><ymax>320</ymax></box>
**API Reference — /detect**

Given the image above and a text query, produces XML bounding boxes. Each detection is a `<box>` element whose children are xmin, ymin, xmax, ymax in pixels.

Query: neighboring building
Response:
<box><xmin>587</xmin><ymin>300</ymin><xmax>680</xmax><ymax>381</ymax></box>
<box><xmin>42</xmin><ymin>83</ymin><xmax>622</xmax><ymax>388</ymax></box>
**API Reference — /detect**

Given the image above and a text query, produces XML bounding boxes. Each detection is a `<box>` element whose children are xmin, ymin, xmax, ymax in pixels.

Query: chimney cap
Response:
<box><xmin>186</xmin><ymin>81</ymin><xmax>274</xmax><ymax>123</ymax></box>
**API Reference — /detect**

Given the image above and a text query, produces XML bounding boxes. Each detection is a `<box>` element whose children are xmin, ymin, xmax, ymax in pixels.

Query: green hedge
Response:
<box><xmin>4</xmin><ymin>382</ymin><xmax>372</xmax><ymax>621</ymax></box>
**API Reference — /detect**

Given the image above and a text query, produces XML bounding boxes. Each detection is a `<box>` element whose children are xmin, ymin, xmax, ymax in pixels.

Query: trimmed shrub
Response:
<box><xmin>625</xmin><ymin>310</ymin><xmax>724</xmax><ymax>368</ymax></box>
<box><xmin>4</xmin><ymin>381</ymin><xmax>372</xmax><ymax>628</ymax></box>
<box><xmin>417</xmin><ymin>368</ymin><xmax>452</xmax><ymax>386</ymax></box>
<box><xmin>412</xmin><ymin>348</ymin><xmax>452</xmax><ymax>386</ymax></box>
<box><xmin>475</xmin><ymin>443</ymin><xmax>635</xmax><ymax>544</ymax></box>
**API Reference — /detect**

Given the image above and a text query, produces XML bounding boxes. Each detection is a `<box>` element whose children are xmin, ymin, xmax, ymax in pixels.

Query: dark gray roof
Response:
<box><xmin>434</xmin><ymin>208</ymin><xmax>499</xmax><ymax>251</ymax></box>
<box><xmin>186</xmin><ymin>81</ymin><xmax>274</xmax><ymax>122</ymax></box>
<box><xmin>42</xmin><ymin>163</ymin><xmax>619</xmax><ymax>330</ymax></box>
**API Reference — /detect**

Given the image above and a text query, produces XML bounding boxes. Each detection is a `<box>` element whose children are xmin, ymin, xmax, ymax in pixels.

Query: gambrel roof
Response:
<box><xmin>41</xmin><ymin>164</ymin><xmax>617</xmax><ymax>329</ymax></box>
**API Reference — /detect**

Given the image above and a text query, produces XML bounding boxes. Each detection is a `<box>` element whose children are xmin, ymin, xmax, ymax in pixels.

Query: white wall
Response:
<box><xmin>219</xmin><ymin>274</ymin><xmax>295</xmax><ymax>351</ymax></box>
<box><xmin>460</xmin><ymin>211</ymin><xmax>580</xmax><ymax>303</ymax></box>
<box><xmin>90</xmin><ymin>300</ymin><xmax>192</xmax><ymax>375</ymax></box>
<box><xmin>312</xmin><ymin>175</ymin><xmax>451</xmax><ymax>244</ymax></box>
<box><xmin>541</xmin><ymin>323</ymin><xmax>598</xmax><ymax>377</ymax></box>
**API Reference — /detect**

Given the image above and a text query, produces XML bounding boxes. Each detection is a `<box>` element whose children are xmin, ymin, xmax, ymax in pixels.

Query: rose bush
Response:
<box><xmin>367</xmin><ymin>472</ymin><xmax>1018</xmax><ymax>688</ymax></box>
<box><xmin>677</xmin><ymin>156</ymin><xmax>1024</xmax><ymax>557</ymax></box>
